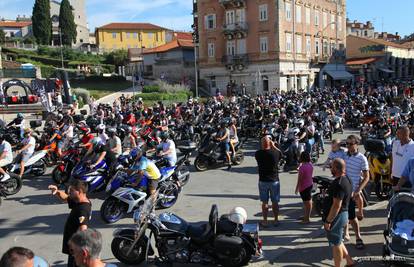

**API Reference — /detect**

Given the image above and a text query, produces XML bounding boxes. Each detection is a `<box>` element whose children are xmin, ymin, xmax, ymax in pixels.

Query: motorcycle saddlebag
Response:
<box><xmin>214</xmin><ymin>235</ymin><xmax>243</xmax><ymax>258</ymax></box>
<box><xmin>364</xmin><ymin>139</ymin><xmax>385</xmax><ymax>153</ymax></box>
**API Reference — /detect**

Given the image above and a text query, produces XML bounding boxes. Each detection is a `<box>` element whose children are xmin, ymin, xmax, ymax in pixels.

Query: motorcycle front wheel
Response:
<box><xmin>375</xmin><ymin>179</ymin><xmax>392</xmax><ymax>201</ymax></box>
<box><xmin>157</xmin><ymin>182</ymin><xmax>180</xmax><ymax>209</ymax></box>
<box><xmin>100</xmin><ymin>197</ymin><xmax>126</xmax><ymax>223</ymax></box>
<box><xmin>111</xmin><ymin>236</ymin><xmax>148</xmax><ymax>265</ymax></box>
<box><xmin>52</xmin><ymin>165</ymin><xmax>69</xmax><ymax>185</ymax></box>
<box><xmin>2</xmin><ymin>175</ymin><xmax>22</xmax><ymax>196</ymax></box>
<box><xmin>194</xmin><ymin>156</ymin><xmax>209</xmax><ymax>172</ymax></box>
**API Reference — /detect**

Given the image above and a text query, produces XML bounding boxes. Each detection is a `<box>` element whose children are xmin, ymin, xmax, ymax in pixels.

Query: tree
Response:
<box><xmin>59</xmin><ymin>0</ymin><xmax>77</xmax><ymax>46</ymax></box>
<box><xmin>105</xmin><ymin>50</ymin><xmax>128</xmax><ymax>67</ymax></box>
<box><xmin>0</xmin><ymin>29</ymin><xmax>5</xmax><ymax>44</ymax></box>
<box><xmin>32</xmin><ymin>0</ymin><xmax>52</xmax><ymax>45</ymax></box>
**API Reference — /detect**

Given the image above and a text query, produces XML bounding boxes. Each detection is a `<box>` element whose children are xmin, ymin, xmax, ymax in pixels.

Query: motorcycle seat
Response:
<box><xmin>187</xmin><ymin>223</ymin><xmax>212</xmax><ymax>243</ymax></box>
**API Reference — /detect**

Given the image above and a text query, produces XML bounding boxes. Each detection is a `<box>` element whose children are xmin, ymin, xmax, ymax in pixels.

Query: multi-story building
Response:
<box><xmin>375</xmin><ymin>32</ymin><xmax>401</xmax><ymax>43</ymax></box>
<box><xmin>346</xmin><ymin>19</ymin><xmax>375</xmax><ymax>39</ymax></box>
<box><xmin>0</xmin><ymin>20</ymin><xmax>32</xmax><ymax>38</ymax></box>
<box><xmin>95</xmin><ymin>23</ymin><xmax>173</xmax><ymax>52</ymax></box>
<box><xmin>196</xmin><ymin>0</ymin><xmax>347</xmax><ymax>94</ymax></box>
<box><xmin>50</xmin><ymin>0</ymin><xmax>90</xmax><ymax>47</ymax></box>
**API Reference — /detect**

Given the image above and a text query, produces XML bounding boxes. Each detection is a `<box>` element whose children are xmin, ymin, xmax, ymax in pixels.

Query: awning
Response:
<box><xmin>346</xmin><ymin>57</ymin><xmax>378</xmax><ymax>65</ymax></box>
<box><xmin>325</xmin><ymin>70</ymin><xmax>354</xmax><ymax>80</ymax></box>
<box><xmin>378</xmin><ymin>67</ymin><xmax>394</xmax><ymax>73</ymax></box>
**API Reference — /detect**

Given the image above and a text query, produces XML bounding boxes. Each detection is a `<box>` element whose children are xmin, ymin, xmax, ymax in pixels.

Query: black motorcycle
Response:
<box><xmin>194</xmin><ymin>133</ymin><xmax>244</xmax><ymax>172</ymax></box>
<box><xmin>111</xmin><ymin>197</ymin><xmax>262</xmax><ymax>267</ymax></box>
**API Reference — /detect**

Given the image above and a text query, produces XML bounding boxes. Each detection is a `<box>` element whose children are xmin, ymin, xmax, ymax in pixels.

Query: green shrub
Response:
<box><xmin>135</xmin><ymin>91</ymin><xmax>190</xmax><ymax>102</ymax></box>
<box><xmin>72</xmin><ymin>88</ymin><xmax>90</xmax><ymax>105</ymax></box>
<box><xmin>142</xmin><ymin>85</ymin><xmax>160</xmax><ymax>93</ymax></box>
<box><xmin>41</xmin><ymin>66</ymin><xmax>57</xmax><ymax>78</ymax></box>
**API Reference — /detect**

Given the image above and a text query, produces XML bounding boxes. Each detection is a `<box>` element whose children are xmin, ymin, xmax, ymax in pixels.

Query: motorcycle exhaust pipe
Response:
<box><xmin>176</xmin><ymin>171</ymin><xmax>190</xmax><ymax>180</ymax></box>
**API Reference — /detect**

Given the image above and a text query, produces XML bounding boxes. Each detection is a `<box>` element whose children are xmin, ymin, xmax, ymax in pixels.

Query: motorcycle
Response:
<box><xmin>10</xmin><ymin>150</ymin><xmax>47</xmax><ymax>178</ymax></box>
<box><xmin>51</xmin><ymin>139</ymin><xmax>82</xmax><ymax>184</ymax></box>
<box><xmin>194</xmin><ymin>133</ymin><xmax>244</xmax><ymax>172</ymax></box>
<box><xmin>71</xmin><ymin>160</ymin><xmax>109</xmax><ymax>193</ymax></box>
<box><xmin>111</xmin><ymin>197</ymin><xmax>262</xmax><ymax>267</ymax></box>
<box><xmin>365</xmin><ymin>139</ymin><xmax>392</xmax><ymax>200</ymax></box>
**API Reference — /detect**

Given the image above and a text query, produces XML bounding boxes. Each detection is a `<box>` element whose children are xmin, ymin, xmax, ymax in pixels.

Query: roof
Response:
<box><xmin>97</xmin><ymin>23</ymin><xmax>169</xmax><ymax>31</ymax></box>
<box><xmin>173</xmin><ymin>32</ymin><xmax>193</xmax><ymax>40</ymax></box>
<box><xmin>0</xmin><ymin>21</ymin><xmax>32</xmax><ymax>28</ymax></box>
<box><xmin>346</xmin><ymin>57</ymin><xmax>379</xmax><ymax>65</ymax></box>
<box><xmin>349</xmin><ymin>35</ymin><xmax>411</xmax><ymax>49</ymax></box>
<box><xmin>143</xmin><ymin>39</ymin><xmax>194</xmax><ymax>54</ymax></box>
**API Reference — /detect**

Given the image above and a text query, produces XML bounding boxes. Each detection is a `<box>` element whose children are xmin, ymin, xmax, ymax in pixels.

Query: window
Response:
<box><xmin>237</xmin><ymin>39</ymin><xmax>246</xmax><ymax>54</ymax></box>
<box><xmin>259</xmin><ymin>4</ymin><xmax>268</xmax><ymax>21</ymax></box>
<box><xmin>285</xmin><ymin>2</ymin><xmax>292</xmax><ymax>21</ymax></box>
<box><xmin>296</xmin><ymin>5</ymin><xmax>301</xmax><ymax>23</ymax></box>
<box><xmin>226</xmin><ymin>10</ymin><xmax>235</xmax><ymax>25</ymax></box>
<box><xmin>205</xmin><ymin>14</ymin><xmax>216</xmax><ymax>30</ymax></box>
<box><xmin>236</xmin><ymin>9</ymin><xmax>246</xmax><ymax>23</ymax></box>
<box><xmin>260</xmin><ymin>36</ymin><xmax>268</xmax><ymax>53</ymax></box>
<box><xmin>331</xmin><ymin>42</ymin><xmax>336</xmax><ymax>54</ymax></box>
<box><xmin>286</xmin><ymin>33</ymin><xmax>292</xmax><ymax>52</ymax></box>
<box><xmin>156</xmin><ymin>33</ymin><xmax>159</xmax><ymax>42</ymax></box>
<box><xmin>208</xmin><ymin>43</ymin><xmax>215</xmax><ymax>58</ymax></box>
<box><xmin>148</xmin><ymin>32</ymin><xmax>153</xmax><ymax>39</ymax></box>
<box><xmin>305</xmin><ymin>7</ymin><xmax>311</xmax><ymax>24</ymax></box>
<box><xmin>210</xmin><ymin>76</ymin><xmax>217</xmax><ymax>88</ymax></box>
<box><xmin>296</xmin><ymin>35</ymin><xmax>302</xmax><ymax>54</ymax></box>
<box><xmin>315</xmin><ymin>38</ymin><xmax>320</xmax><ymax>55</ymax></box>
<box><xmin>126</xmin><ymin>32</ymin><xmax>130</xmax><ymax>39</ymax></box>
<box><xmin>364</xmin><ymin>30</ymin><xmax>368</xmax><ymax>36</ymax></box>
<box><xmin>338</xmin><ymin>16</ymin><xmax>342</xmax><ymax>31</ymax></box>
<box><xmin>133</xmin><ymin>32</ymin><xmax>138</xmax><ymax>39</ymax></box>
<box><xmin>112</xmin><ymin>32</ymin><xmax>117</xmax><ymax>39</ymax></box>
<box><xmin>323</xmin><ymin>12</ymin><xmax>327</xmax><ymax>28</ymax></box>
<box><xmin>314</xmin><ymin>10</ymin><xmax>319</xmax><ymax>26</ymax></box>
<box><xmin>127</xmin><ymin>45</ymin><xmax>131</xmax><ymax>49</ymax></box>
<box><xmin>306</xmin><ymin>36</ymin><xmax>311</xmax><ymax>55</ymax></box>
<box><xmin>331</xmin><ymin>14</ymin><xmax>335</xmax><ymax>30</ymax></box>
<box><xmin>227</xmin><ymin>40</ymin><xmax>236</xmax><ymax>55</ymax></box>
<box><xmin>323</xmin><ymin>40</ymin><xmax>328</xmax><ymax>55</ymax></box>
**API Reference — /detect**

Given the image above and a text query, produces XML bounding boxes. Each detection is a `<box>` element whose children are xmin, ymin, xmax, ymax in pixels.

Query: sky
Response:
<box><xmin>0</xmin><ymin>0</ymin><xmax>412</xmax><ymax>37</ymax></box>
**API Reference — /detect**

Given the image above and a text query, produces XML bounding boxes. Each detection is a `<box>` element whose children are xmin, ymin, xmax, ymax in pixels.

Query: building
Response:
<box><xmin>196</xmin><ymin>0</ymin><xmax>347</xmax><ymax>94</ymax></box>
<box><xmin>346</xmin><ymin>19</ymin><xmax>375</xmax><ymax>39</ymax></box>
<box><xmin>95</xmin><ymin>23</ymin><xmax>173</xmax><ymax>52</ymax></box>
<box><xmin>142</xmin><ymin>37</ymin><xmax>194</xmax><ymax>83</ymax></box>
<box><xmin>50</xmin><ymin>0</ymin><xmax>89</xmax><ymax>47</ymax></box>
<box><xmin>0</xmin><ymin>21</ymin><xmax>32</xmax><ymax>38</ymax></box>
<box><xmin>375</xmin><ymin>32</ymin><xmax>401</xmax><ymax>43</ymax></box>
<box><xmin>346</xmin><ymin>35</ymin><xmax>414</xmax><ymax>83</ymax></box>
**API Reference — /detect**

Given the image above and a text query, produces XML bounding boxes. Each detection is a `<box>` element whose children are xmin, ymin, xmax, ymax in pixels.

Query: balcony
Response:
<box><xmin>222</xmin><ymin>54</ymin><xmax>249</xmax><ymax>70</ymax></box>
<box><xmin>219</xmin><ymin>0</ymin><xmax>246</xmax><ymax>8</ymax></box>
<box><xmin>311</xmin><ymin>55</ymin><xmax>330</xmax><ymax>64</ymax></box>
<box><xmin>223</xmin><ymin>22</ymin><xmax>248</xmax><ymax>39</ymax></box>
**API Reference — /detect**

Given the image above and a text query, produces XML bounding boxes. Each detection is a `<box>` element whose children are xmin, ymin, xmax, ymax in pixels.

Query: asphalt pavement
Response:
<box><xmin>0</xmin><ymin>130</ymin><xmax>393</xmax><ymax>267</ymax></box>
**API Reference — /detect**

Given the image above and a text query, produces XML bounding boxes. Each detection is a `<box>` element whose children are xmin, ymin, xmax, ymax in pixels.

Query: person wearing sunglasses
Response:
<box><xmin>342</xmin><ymin>135</ymin><xmax>369</xmax><ymax>250</ymax></box>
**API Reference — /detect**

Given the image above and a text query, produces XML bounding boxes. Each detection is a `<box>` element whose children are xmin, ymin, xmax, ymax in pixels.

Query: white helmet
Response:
<box><xmin>98</xmin><ymin>124</ymin><xmax>106</xmax><ymax>130</ymax></box>
<box><xmin>228</xmin><ymin>207</ymin><xmax>247</xmax><ymax>225</ymax></box>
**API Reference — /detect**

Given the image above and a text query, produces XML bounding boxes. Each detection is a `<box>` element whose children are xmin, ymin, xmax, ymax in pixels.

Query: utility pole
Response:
<box><xmin>59</xmin><ymin>28</ymin><xmax>64</xmax><ymax>69</ymax></box>
<box><xmin>194</xmin><ymin>43</ymin><xmax>199</xmax><ymax>98</ymax></box>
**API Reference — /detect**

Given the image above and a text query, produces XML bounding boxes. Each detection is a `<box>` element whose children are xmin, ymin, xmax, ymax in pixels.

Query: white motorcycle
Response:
<box><xmin>11</xmin><ymin>150</ymin><xmax>47</xmax><ymax>178</ymax></box>
<box><xmin>0</xmin><ymin>171</ymin><xmax>22</xmax><ymax>196</ymax></box>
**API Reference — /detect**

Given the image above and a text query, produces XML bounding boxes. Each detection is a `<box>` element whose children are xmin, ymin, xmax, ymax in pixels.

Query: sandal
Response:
<box><xmin>357</xmin><ymin>214</ymin><xmax>364</xmax><ymax>221</ymax></box>
<box><xmin>355</xmin><ymin>239</ymin><xmax>365</xmax><ymax>250</ymax></box>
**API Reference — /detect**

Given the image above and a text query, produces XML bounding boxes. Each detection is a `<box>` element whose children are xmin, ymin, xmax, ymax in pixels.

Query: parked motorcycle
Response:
<box><xmin>111</xmin><ymin>197</ymin><xmax>262</xmax><ymax>266</ymax></box>
<box><xmin>194</xmin><ymin>133</ymin><xmax>244</xmax><ymax>172</ymax></box>
<box><xmin>51</xmin><ymin>139</ymin><xmax>82</xmax><ymax>184</ymax></box>
<box><xmin>0</xmin><ymin>172</ymin><xmax>22</xmax><ymax>196</ymax></box>
<box><xmin>10</xmin><ymin>150</ymin><xmax>47</xmax><ymax>178</ymax></box>
<box><xmin>71</xmin><ymin>160</ymin><xmax>109</xmax><ymax>193</ymax></box>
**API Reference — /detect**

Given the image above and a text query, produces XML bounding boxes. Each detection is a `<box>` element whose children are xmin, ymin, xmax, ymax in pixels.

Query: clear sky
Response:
<box><xmin>0</xmin><ymin>0</ymin><xmax>412</xmax><ymax>36</ymax></box>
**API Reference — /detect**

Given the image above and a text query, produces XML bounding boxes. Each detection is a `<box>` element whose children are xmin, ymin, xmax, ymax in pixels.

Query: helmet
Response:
<box><xmin>56</xmin><ymin>114</ymin><xmax>63</xmax><ymax>121</ymax></box>
<box><xmin>126</xmin><ymin>126</ymin><xmax>133</xmax><ymax>134</ymax></box>
<box><xmin>228</xmin><ymin>207</ymin><xmax>247</xmax><ymax>225</ymax></box>
<box><xmin>98</xmin><ymin>124</ymin><xmax>106</xmax><ymax>130</ymax></box>
<box><xmin>160</xmin><ymin>132</ymin><xmax>169</xmax><ymax>140</ymax></box>
<box><xmin>107</xmin><ymin>127</ymin><xmax>117</xmax><ymax>135</ymax></box>
<box><xmin>130</xmin><ymin>147</ymin><xmax>143</xmax><ymax>159</ymax></box>
<box><xmin>17</xmin><ymin>113</ymin><xmax>24</xmax><ymax>119</ymax></box>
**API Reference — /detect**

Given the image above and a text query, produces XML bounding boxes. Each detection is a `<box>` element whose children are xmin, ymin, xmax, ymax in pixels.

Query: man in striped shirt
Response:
<box><xmin>342</xmin><ymin>135</ymin><xmax>369</xmax><ymax>250</ymax></box>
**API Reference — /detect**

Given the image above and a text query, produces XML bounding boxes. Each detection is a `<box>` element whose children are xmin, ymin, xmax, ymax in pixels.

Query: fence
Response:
<box><xmin>0</xmin><ymin>68</ymin><xmax>37</xmax><ymax>78</ymax></box>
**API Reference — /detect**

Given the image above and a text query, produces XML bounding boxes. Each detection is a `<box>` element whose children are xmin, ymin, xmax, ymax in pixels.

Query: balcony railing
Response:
<box><xmin>222</xmin><ymin>54</ymin><xmax>249</xmax><ymax>69</ymax></box>
<box><xmin>223</xmin><ymin>22</ymin><xmax>248</xmax><ymax>39</ymax></box>
<box><xmin>219</xmin><ymin>0</ymin><xmax>246</xmax><ymax>8</ymax></box>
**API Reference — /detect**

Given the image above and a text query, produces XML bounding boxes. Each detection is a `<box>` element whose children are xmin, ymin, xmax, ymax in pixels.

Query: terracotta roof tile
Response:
<box><xmin>346</xmin><ymin>57</ymin><xmax>379</xmax><ymax>65</ymax></box>
<box><xmin>143</xmin><ymin>39</ymin><xmax>194</xmax><ymax>54</ymax></box>
<box><xmin>173</xmin><ymin>32</ymin><xmax>193</xmax><ymax>40</ymax></box>
<box><xmin>97</xmin><ymin>22</ymin><xmax>169</xmax><ymax>31</ymax></box>
<box><xmin>0</xmin><ymin>21</ymin><xmax>32</xmax><ymax>28</ymax></box>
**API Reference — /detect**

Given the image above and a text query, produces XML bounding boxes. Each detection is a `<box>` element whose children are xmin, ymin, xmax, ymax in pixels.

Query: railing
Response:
<box><xmin>222</xmin><ymin>54</ymin><xmax>249</xmax><ymax>65</ymax></box>
<box><xmin>0</xmin><ymin>68</ymin><xmax>37</xmax><ymax>78</ymax></box>
<box><xmin>223</xmin><ymin>22</ymin><xmax>248</xmax><ymax>32</ymax></box>
<box><xmin>219</xmin><ymin>0</ymin><xmax>246</xmax><ymax>7</ymax></box>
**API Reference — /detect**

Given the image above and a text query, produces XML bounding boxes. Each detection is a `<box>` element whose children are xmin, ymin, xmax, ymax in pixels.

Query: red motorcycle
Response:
<box><xmin>51</xmin><ymin>140</ymin><xmax>82</xmax><ymax>184</ymax></box>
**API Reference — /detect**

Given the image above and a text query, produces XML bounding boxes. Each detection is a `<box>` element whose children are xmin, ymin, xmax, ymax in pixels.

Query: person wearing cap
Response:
<box><xmin>79</xmin><ymin>127</ymin><xmax>94</xmax><ymax>152</ymax></box>
<box><xmin>15</xmin><ymin>128</ymin><xmax>36</xmax><ymax>178</ymax></box>
<box><xmin>122</xmin><ymin>126</ymin><xmax>137</xmax><ymax>154</ymax></box>
<box><xmin>129</xmin><ymin>148</ymin><xmax>161</xmax><ymax>199</ymax></box>
<box><xmin>0</xmin><ymin>134</ymin><xmax>13</xmax><ymax>180</ymax></box>
<box><xmin>7</xmin><ymin>113</ymin><xmax>25</xmax><ymax>139</ymax></box>
<box><xmin>157</xmin><ymin>132</ymin><xmax>177</xmax><ymax>167</ymax></box>
<box><xmin>97</xmin><ymin>124</ymin><xmax>108</xmax><ymax>145</ymax></box>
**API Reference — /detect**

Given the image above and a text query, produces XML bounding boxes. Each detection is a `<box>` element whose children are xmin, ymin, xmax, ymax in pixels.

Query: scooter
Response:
<box><xmin>10</xmin><ymin>151</ymin><xmax>47</xmax><ymax>178</ymax></box>
<box><xmin>0</xmin><ymin>171</ymin><xmax>23</xmax><ymax>196</ymax></box>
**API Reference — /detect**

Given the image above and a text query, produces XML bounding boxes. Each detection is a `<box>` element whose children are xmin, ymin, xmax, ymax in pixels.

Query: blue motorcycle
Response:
<box><xmin>71</xmin><ymin>160</ymin><xmax>109</xmax><ymax>193</ymax></box>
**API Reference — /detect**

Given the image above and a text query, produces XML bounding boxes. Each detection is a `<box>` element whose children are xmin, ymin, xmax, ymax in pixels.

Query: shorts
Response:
<box><xmin>348</xmin><ymin>198</ymin><xmax>356</xmax><ymax>220</ymax></box>
<box><xmin>326</xmin><ymin>211</ymin><xmax>348</xmax><ymax>246</ymax></box>
<box><xmin>221</xmin><ymin>142</ymin><xmax>230</xmax><ymax>152</ymax></box>
<box><xmin>148</xmin><ymin>179</ymin><xmax>158</xmax><ymax>191</ymax></box>
<box><xmin>300</xmin><ymin>185</ymin><xmax>313</xmax><ymax>202</ymax></box>
<box><xmin>0</xmin><ymin>158</ymin><xmax>12</xmax><ymax>168</ymax></box>
<box><xmin>258</xmin><ymin>181</ymin><xmax>280</xmax><ymax>203</ymax></box>
<box><xmin>57</xmin><ymin>140</ymin><xmax>64</xmax><ymax>149</ymax></box>
<box><xmin>15</xmin><ymin>153</ymin><xmax>32</xmax><ymax>164</ymax></box>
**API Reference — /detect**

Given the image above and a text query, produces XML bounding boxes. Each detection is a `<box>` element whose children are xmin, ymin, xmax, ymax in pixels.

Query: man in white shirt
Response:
<box><xmin>392</xmin><ymin>126</ymin><xmax>414</xmax><ymax>185</ymax></box>
<box><xmin>0</xmin><ymin>134</ymin><xmax>13</xmax><ymax>180</ymax></box>
<box><xmin>16</xmin><ymin>128</ymin><xmax>36</xmax><ymax>178</ymax></box>
<box><xmin>158</xmin><ymin>132</ymin><xmax>177</xmax><ymax>167</ymax></box>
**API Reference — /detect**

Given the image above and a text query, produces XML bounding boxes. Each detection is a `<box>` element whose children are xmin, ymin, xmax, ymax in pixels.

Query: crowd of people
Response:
<box><xmin>2</xmin><ymin>81</ymin><xmax>414</xmax><ymax>267</ymax></box>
